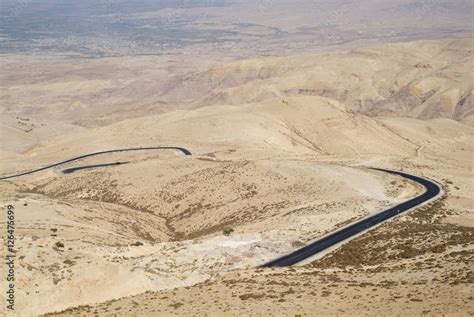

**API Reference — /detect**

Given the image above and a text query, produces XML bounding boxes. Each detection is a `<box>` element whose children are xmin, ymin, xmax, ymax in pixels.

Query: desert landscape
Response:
<box><xmin>0</xmin><ymin>1</ymin><xmax>473</xmax><ymax>316</ymax></box>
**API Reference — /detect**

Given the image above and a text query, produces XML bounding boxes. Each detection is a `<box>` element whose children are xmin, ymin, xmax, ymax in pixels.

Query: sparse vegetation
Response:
<box><xmin>223</xmin><ymin>228</ymin><xmax>235</xmax><ymax>236</ymax></box>
<box><xmin>291</xmin><ymin>240</ymin><xmax>305</xmax><ymax>248</ymax></box>
<box><xmin>239</xmin><ymin>293</ymin><xmax>265</xmax><ymax>300</ymax></box>
<box><xmin>1</xmin><ymin>10</ymin><xmax>472</xmax><ymax>315</ymax></box>
<box><xmin>63</xmin><ymin>259</ymin><xmax>75</xmax><ymax>266</ymax></box>
<box><xmin>169</xmin><ymin>302</ymin><xmax>184</xmax><ymax>309</ymax></box>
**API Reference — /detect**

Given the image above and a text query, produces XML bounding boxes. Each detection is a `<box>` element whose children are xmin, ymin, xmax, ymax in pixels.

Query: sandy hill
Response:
<box><xmin>0</xmin><ymin>39</ymin><xmax>472</xmax><ymax>129</ymax></box>
<box><xmin>0</xmin><ymin>39</ymin><xmax>472</xmax><ymax>317</ymax></box>
<box><xmin>0</xmin><ymin>94</ymin><xmax>444</xmax><ymax>315</ymax></box>
<box><xmin>7</xmin><ymin>95</ymin><xmax>471</xmax><ymax>174</ymax></box>
<box><xmin>3</xmin><ymin>93</ymin><xmax>470</xmax><ymax>316</ymax></box>
<box><xmin>180</xmin><ymin>39</ymin><xmax>473</xmax><ymax>123</ymax></box>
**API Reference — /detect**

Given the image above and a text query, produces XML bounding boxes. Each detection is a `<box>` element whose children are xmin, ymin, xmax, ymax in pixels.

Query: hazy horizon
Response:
<box><xmin>1</xmin><ymin>0</ymin><xmax>472</xmax><ymax>57</ymax></box>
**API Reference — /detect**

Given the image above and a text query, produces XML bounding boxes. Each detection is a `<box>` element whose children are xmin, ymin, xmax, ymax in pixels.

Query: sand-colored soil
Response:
<box><xmin>0</xmin><ymin>39</ymin><xmax>472</xmax><ymax>317</ymax></box>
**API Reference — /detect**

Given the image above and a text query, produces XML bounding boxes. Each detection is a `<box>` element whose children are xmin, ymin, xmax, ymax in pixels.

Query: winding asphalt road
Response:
<box><xmin>261</xmin><ymin>168</ymin><xmax>442</xmax><ymax>267</ymax></box>
<box><xmin>61</xmin><ymin>162</ymin><xmax>130</xmax><ymax>174</ymax></box>
<box><xmin>0</xmin><ymin>146</ymin><xmax>191</xmax><ymax>180</ymax></box>
<box><xmin>0</xmin><ymin>147</ymin><xmax>442</xmax><ymax>267</ymax></box>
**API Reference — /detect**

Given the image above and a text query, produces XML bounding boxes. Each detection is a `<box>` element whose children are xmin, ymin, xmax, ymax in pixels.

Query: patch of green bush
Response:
<box><xmin>223</xmin><ymin>228</ymin><xmax>234</xmax><ymax>236</ymax></box>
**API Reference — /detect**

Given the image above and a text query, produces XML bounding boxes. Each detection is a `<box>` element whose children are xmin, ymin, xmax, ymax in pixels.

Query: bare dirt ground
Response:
<box><xmin>41</xmin><ymin>155</ymin><xmax>473</xmax><ymax>317</ymax></box>
<box><xmin>0</xmin><ymin>39</ymin><xmax>472</xmax><ymax>316</ymax></box>
<box><xmin>1</xmin><ymin>152</ymin><xmax>425</xmax><ymax>315</ymax></box>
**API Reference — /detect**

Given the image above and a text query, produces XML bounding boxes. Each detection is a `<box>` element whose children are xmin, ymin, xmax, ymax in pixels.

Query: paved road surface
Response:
<box><xmin>261</xmin><ymin>168</ymin><xmax>442</xmax><ymax>267</ymax></box>
<box><xmin>0</xmin><ymin>149</ymin><xmax>441</xmax><ymax>268</ymax></box>
<box><xmin>61</xmin><ymin>162</ymin><xmax>130</xmax><ymax>174</ymax></box>
<box><xmin>0</xmin><ymin>146</ymin><xmax>191</xmax><ymax>180</ymax></box>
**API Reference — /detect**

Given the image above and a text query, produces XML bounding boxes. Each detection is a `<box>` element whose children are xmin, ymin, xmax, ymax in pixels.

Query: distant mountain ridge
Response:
<box><xmin>170</xmin><ymin>39</ymin><xmax>473</xmax><ymax>123</ymax></box>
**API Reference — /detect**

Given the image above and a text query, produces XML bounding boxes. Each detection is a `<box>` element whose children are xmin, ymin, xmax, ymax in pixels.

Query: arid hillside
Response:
<box><xmin>186</xmin><ymin>39</ymin><xmax>473</xmax><ymax>122</ymax></box>
<box><xmin>0</xmin><ymin>38</ymin><xmax>472</xmax><ymax>317</ymax></box>
<box><xmin>1</xmin><ymin>39</ymin><xmax>472</xmax><ymax>132</ymax></box>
